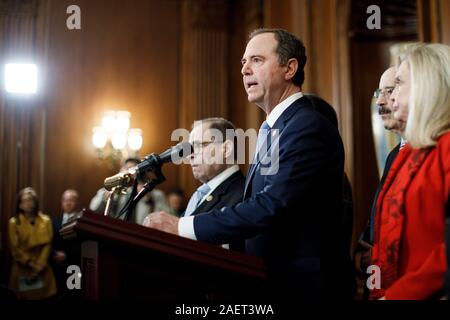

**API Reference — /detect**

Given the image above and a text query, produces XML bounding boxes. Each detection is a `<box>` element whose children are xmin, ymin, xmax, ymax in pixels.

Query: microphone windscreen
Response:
<box><xmin>159</xmin><ymin>141</ymin><xmax>193</xmax><ymax>164</ymax></box>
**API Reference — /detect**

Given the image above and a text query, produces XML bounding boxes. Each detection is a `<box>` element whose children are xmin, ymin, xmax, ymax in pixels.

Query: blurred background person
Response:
<box><xmin>8</xmin><ymin>187</ymin><xmax>57</xmax><ymax>300</ymax></box>
<box><xmin>89</xmin><ymin>157</ymin><xmax>140</xmax><ymax>216</ymax></box>
<box><xmin>131</xmin><ymin>178</ymin><xmax>171</xmax><ymax>225</ymax></box>
<box><xmin>89</xmin><ymin>157</ymin><xmax>168</xmax><ymax>224</ymax></box>
<box><xmin>52</xmin><ymin>189</ymin><xmax>81</xmax><ymax>300</ymax></box>
<box><xmin>148</xmin><ymin>188</ymin><xmax>171</xmax><ymax>216</ymax></box>
<box><xmin>370</xmin><ymin>43</ymin><xmax>450</xmax><ymax>300</ymax></box>
<box><xmin>166</xmin><ymin>188</ymin><xmax>185</xmax><ymax>217</ymax></box>
<box><xmin>305</xmin><ymin>93</ymin><xmax>356</xmax><ymax>299</ymax></box>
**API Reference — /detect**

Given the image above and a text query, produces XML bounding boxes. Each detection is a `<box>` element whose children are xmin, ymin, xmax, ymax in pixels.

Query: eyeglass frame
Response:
<box><xmin>373</xmin><ymin>86</ymin><xmax>395</xmax><ymax>99</ymax></box>
<box><xmin>191</xmin><ymin>140</ymin><xmax>222</xmax><ymax>154</ymax></box>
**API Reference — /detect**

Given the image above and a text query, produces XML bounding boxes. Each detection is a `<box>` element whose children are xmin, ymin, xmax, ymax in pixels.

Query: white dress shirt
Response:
<box><xmin>400</xmin><ymin>137</ymin><xmax>407</xmax><ymax>149</ymax></box>
<box><xmin>265</xmin><ymin>92</ymin><xmax>303</xmax><ymax>127</ymax></box>
<box><xmin>62</xmin><ymin>212</ymin><xmax>77</xmax><ymax>225</ymax></box>
<box><xmin>178</xmin><ymin>165</ymin><xmax>240</xmax><ymax>240</ymax></box>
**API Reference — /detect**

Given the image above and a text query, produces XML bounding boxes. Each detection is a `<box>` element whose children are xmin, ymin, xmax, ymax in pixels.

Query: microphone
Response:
<box><xmin>135</xmin><ymin>141</ymin><xmax>193</xmax><ymax>173</ymax></box>
<box><xmin>103</xmin><ymin>141</ymin><xmax>193</xmax><ymax>191</ymax></box>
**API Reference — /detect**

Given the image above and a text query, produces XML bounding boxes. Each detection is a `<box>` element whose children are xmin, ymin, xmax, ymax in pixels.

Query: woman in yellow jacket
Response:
<box><xmin>8</xmin><ymin>187</ymin><xmax>57</xmax><ymax>300</ymax></box>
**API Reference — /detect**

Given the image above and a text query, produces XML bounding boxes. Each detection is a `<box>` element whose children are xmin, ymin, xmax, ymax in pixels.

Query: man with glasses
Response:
<box><xmin>145</xmin><ymin>117</ymin><xmax>245</xmax><ymax>251</ymax></box>
<box><xmin>354</xmin><ymin>66</ymin><xmax>407</xmax><ymax>298</ymax></box>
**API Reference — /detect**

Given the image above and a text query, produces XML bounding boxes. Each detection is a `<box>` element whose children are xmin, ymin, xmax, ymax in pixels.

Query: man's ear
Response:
<box><xmin>222</xmin><ymin>140</ymin><xmax>233</xmax><ymax>160</ymax></box>
<box><xmin>284</xmin><ymin>58</ymin><xmax>298</xmax><ymax>81</ymax></box>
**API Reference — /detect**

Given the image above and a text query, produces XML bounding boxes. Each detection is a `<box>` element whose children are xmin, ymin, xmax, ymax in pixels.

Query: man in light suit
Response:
<box><xmin>146</xmin><ymin>28</ymin><xmax>348</xmax><ymax>300</ymax></box>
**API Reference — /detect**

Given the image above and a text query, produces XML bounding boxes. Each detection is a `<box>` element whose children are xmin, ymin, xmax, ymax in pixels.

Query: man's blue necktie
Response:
<box><xmin>184</xmin><ymin>183</ymin><xmax>211</xmax><ymax>217</ymax></box>
<box><xmin>254</xmin><ymin>121</ymin><xmax>271</xmax><ymax>163</ymax></box>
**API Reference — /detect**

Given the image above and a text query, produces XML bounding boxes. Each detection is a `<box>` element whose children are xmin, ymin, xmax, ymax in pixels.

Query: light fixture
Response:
<box><xmin>111</xmin><ymin>132</ymin><xmax>127</xmax><ymax>150</ymax></box>
<box><xmin>128</xmin><ymin>128</ymin><xmax>143</xmax><ymax>151</ymax></box>
<box><xmin>4</xmin><ymin>63</ymin><xmax>38</xmax><ymax>94</ymax></box>
<box><xmin>115</xmin><ymin>111</ymin><xmax>130</xmax><ymax>132</ymax></box>
<box><xmin>92</xmin><ymin>110</ymin><xmax>143</xmax><ymax>164</ymax></box>
<box><xmin>101</xmin><ymin>110</ymin><xmax>117</xmax><ymax>133</ymax></box>
<box><xmin>92</xmin><ymin>126</ymin><xmax>108</xmax><ymax>149</ymax></box>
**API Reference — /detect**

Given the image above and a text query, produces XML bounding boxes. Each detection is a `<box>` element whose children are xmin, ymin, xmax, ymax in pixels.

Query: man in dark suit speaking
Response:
<box><xmin>146</xmin><ymin>28</ymin><xmax>348</xmax><ymax>299</ymax></box>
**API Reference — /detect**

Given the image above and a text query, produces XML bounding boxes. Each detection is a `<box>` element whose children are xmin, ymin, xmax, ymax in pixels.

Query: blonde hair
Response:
<box><xmin>402</xmin><ymin>43</ymin><xmax>450</xmax><ymax>148</ymax></box>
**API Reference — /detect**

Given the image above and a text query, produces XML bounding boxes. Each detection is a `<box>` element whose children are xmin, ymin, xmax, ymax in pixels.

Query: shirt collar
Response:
<box><xmin>400</xmin><ymin>137</ymin><xmax>407</xmax><ymax>149</ymax></box>
<box><xmin>265</xmin><ymin>92</ymin><xmax>303</xmax><ymax>128</ymax></box>
<box><xmin>62</xmin><ymin>212</ymin><xmax>76</xmax><ymax>224</ymax></box>
<box><xmin>206</xmin><ymin>165</ymin><xmax>240</xmax><ymax>194</ymax></box>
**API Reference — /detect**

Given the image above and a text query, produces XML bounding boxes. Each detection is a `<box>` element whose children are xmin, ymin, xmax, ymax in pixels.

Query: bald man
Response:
<box><xmin>355</xmin><ymin>67</ymin><xmax>407</xmax><ymax>294</ymax></box>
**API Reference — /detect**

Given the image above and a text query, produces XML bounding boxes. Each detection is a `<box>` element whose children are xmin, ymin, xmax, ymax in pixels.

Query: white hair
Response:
<box><xmin>403</xmin><ymin>43</ymin><xmax>450</xmax><ymax>148</ymax></box>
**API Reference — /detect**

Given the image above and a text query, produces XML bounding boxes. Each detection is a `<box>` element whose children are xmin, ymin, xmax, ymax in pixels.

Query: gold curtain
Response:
<box><xmin>0</xmin><ymin>0</ymin><xmax>50</xmax><ymax>283</ymax></box>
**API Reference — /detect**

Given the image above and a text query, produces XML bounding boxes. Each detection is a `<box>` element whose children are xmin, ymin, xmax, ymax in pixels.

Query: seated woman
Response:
<box><xmin>370</xmin><ymin>44</ymin><xmax>450</xmax><ymax>300</ymax></box>
<box><xmin>8</xmin><ymin>187</ymin><xmax>57</xmax><ymax>300</ymax></box>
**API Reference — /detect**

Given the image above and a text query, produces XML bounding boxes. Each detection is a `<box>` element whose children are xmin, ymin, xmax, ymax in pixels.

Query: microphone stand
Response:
<box><xmin>103</xmin><ymin>171</ymin><xmax>136</xmax><ymax>217</ymax></box>
<box><xmin>104</xmin><ymin>187</ymin><xmax>129</xmax><ymax>217</ymax></box>
<box><xmin>119</xmin><ymin>154</ymin><xmax>167</xmax><ymax>222</ymax></box>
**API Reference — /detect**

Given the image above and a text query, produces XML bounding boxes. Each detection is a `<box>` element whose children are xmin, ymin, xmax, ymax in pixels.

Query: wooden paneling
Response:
<box><xmin>439</xmin><ymin>0</ymin><xmax>450</xmax><ymax>44</ymax></box>
<box><xmin>43</xmin><ymin>0</ymin><xmax>181</xmax><ymax>217</ymax></box>
<box><xmin>178</xmin><ymin>0</ymin><xmax>231</xmax><ymax>196</ymax></box>
<box><xmin>228</xmin><ymin>0</ymin><xmax>261</xmax><ymax>132</ymax></box>
<box><xmin>417</xmin><ymin>0</ymin><xmax>450</xmax><ymax>44</ymax></box>
<box><xmin>351</xmin><ymin>0</ymin><xmax>417</xmax><ymax>41</ymax></box>
<box><xmin>264</xmin><ymin>0</ymin><xmax>354</xmax><ymax>181</ymax></box>
<box><xmin>418</xmin><ymin>0</ymin><xmax>440</xmax><ymax>42</ymax></box>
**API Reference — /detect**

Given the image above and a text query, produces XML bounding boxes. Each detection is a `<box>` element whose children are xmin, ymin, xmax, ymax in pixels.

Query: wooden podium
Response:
<box><xmin>60</xmin><ymin>210</ymin><xmax>267</xmax><ymax>300</ymax></box>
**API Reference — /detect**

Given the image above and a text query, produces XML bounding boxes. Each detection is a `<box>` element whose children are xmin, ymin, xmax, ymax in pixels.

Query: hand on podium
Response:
<box><xmin>143</xmin><ymin>211</ymin><xmax>179</xmax><ymax>236</ymax></box>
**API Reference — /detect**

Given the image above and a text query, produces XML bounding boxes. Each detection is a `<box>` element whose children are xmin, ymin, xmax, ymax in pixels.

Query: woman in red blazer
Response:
<box><xmin>370</xmin><ymin>43</ymin><xmax>450</xmax><ymax>300</ymax></box>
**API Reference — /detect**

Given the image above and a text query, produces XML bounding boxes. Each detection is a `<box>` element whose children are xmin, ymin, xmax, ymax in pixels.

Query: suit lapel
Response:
<box><xmin>193</xmin><ymin>192</ymin><xmax>221</xmax><ymax>214</ymax></box>
<box><xmin>191</xmin><ymin>171</ymin><xmax>240</xmax><ymax>215</ymax></box>
<box><xmin>244</xmin><ymin>134</ymin><xmax>274</xmax><ymax>195</ymax></box>
<box><xmin>56</xmin><ymin>215</ymin><xmax>64</xmax><ymax>229</ymax></box>
<box><xmin>243</xmin><ymin>97</ymin><xmax>309</xmax><ymax>198</ymax></box>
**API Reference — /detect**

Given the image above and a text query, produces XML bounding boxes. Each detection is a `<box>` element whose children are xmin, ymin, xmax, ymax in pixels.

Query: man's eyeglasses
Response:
<box><xmin>191</xmin><ymin>141</ymin><xmax>220</xmax><ymax>154</ymax></box>
<box><xmin>373</xmin><ymin>86</ymin><xmax>395</xmax><ymax>99</ymax></box>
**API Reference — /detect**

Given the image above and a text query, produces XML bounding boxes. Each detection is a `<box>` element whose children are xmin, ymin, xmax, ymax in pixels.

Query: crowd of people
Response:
<box><xmin>3</xmin><ymin>29</ymin><xmax>450</xmax><ymax>301</ymax></box>
<box><xmin>4</xmin><ymin>181</ymin><xmax>186</xmax><ymax>300</ymax></box>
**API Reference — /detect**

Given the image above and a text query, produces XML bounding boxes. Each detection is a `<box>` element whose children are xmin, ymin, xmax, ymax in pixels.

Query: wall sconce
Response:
<box><xmin>92</xmin><ymin>110</ymin><xmax>143</xmax><ymax>165</ymax></box>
